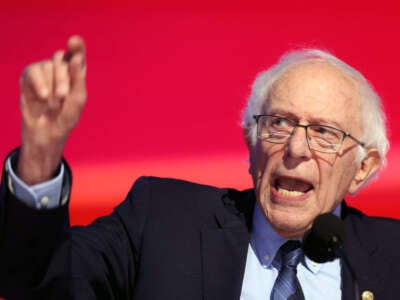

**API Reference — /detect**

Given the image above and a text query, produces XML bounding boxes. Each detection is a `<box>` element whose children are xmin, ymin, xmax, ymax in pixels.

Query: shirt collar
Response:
<box><xmin>250</xmin><ymin>202</ymin><xmax>342</xmax><ymax>272</ymax></box>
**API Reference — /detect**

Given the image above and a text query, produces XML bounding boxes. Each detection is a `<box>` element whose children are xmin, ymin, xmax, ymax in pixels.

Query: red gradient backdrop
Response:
<box><xmin>1</xmin><ymin>1</ymin><xmax>400</xmax><ymax>225</ymax></box>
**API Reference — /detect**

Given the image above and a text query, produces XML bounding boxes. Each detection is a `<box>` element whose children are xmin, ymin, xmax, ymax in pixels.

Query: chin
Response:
<box><xmin>267</xmin><ymin>210</ymin><xmax>312</xmax><ymax>238</ymax></box>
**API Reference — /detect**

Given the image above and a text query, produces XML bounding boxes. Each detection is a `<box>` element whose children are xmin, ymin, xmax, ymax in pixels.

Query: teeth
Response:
<box><xmin>277</xmin><ymin>187</ymin><xmax>304</xmax><ymax>197</ymax></box>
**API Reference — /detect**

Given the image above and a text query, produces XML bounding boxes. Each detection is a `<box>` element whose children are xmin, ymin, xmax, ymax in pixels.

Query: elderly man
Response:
<box><xmin>0</xmin><ymin>36</ymin><xmax>399</xmax><ymax>300</ymax></box>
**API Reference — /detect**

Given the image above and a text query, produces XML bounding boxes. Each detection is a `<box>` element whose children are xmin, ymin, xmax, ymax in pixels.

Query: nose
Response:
<box><xmin>285</xmin><ymin>125</ymin><xmax>312</xmax><ymax>159</ymax></box>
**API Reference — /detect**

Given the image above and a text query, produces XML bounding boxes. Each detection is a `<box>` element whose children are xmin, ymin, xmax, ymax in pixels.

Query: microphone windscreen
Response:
<box><xmin>302</xmin><ymin>213</ymin><xmax>344</xmax><ymax>263</ymax></box>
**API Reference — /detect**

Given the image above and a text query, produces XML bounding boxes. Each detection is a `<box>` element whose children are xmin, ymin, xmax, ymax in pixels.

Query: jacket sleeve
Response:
<box><xmin>0</xmin><ymin>150</ymin><xmax>71</xmax><ymax>299</ymax></box>
<box><xmin>65</xmin><ymin>177</ymin><xmax>151</xmax><ymax>299</ymax></box>
<box><xmin>0</xmin><ymin>150</ymin><xmax>148</xmax><ymax>299</ymax></box>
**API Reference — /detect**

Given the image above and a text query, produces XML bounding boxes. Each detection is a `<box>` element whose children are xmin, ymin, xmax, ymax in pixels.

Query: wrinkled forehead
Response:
<box><xmin>264</xmin><ymin>61</ymin><xmax>363</xmax><ymax>131</ymax></box>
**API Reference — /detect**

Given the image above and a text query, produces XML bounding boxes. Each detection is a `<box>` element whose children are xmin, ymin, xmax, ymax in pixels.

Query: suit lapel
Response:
<box><xmin>201</xmin><ymin>189</ymin><xmax>255</xmax><ymax>300</ymax></box>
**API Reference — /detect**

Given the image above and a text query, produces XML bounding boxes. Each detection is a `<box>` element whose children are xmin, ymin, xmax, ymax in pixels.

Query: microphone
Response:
<box><xmin>302</xmin><ymin>213</ymin><xmax>344</xmax><ymax>263</ymax></box>
<box><xmin>302</xmin><ymin>213</ymin><xmax>360</xmax><ymax>300</ymax></box>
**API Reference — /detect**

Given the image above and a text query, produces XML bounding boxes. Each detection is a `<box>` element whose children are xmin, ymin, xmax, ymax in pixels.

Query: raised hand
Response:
<box><xmin>17</xmin><ymin>36</ymin><xmax>87</xmax><ymax>185</ymax></box>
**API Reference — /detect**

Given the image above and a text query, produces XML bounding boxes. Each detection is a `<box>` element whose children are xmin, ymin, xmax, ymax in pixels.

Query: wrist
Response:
<box><xmin>17</xmin><ymin>141</ymin><xmax>65</xmax><ymax>185</ymax></box>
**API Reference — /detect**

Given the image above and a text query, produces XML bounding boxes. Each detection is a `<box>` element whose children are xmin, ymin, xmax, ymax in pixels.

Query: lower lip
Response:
<box><xmin>271</xmin><ymin>186</ymin><xmax>311</xmax><ymax>202</ymax></box>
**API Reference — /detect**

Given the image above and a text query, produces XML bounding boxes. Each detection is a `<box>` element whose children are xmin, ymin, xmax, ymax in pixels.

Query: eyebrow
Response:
<box><xmin>266</xmin><ymin>109</ymin><xmax>344</xmax><ymax>130</ymax></box>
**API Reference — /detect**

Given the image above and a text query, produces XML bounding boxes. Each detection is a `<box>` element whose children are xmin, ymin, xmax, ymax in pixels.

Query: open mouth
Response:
<box><xmin>273</xmin><ymin>177</ymin><xmax>314</xmax><ymax>198</ymax></box>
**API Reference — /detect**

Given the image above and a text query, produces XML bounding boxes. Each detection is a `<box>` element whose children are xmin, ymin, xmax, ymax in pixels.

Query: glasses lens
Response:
<box><xmin>257</xmin><ymin>116</ymin><xmax>292</xmax><ymax>143</ymax></box>
<box><xmin>256</xmin><ymin>116</ymin><xmax>346</xmax><ymax>153</ymax></box>
<box><xmin>307</xmin><ymin>125</ymin><xmax>343</xmax><ymax>153</ymax></box>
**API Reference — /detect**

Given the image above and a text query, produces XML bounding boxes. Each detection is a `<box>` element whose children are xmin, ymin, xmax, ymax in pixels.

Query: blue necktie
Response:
<box><xmin>271</xmin><ymin>240</ymin><xmax>305</xmax><ymax>300</ymax></box>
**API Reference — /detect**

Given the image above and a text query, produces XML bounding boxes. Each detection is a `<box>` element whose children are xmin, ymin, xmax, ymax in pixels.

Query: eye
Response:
<box><xmin>314</xmin><ymin>126</ymin><xmax>329</xmax><ymax>135</ymax></box>
<box><xmin>270</xmin><ymin>116</ymin><xmax>291</xmax><ymax>129</ymax></box>
<box><xmin>310</xmin><ymin>125</ymin><xmax>341</xmax><ymax>143</ymax></box>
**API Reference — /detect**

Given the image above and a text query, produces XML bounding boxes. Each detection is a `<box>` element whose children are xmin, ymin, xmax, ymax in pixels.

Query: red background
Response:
<box><xmin>1</xmin><ymin>0</ymin><xmax>400</xmax><ymax>225</ymax></box>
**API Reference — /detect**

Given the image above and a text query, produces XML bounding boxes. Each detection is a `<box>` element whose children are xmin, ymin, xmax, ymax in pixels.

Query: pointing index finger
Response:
<box><xmin>63</xmin><ymin>35</ymin><xmax>87</xmax><ymax>100</ymax></box>
<box><xmin>63</xmin><ymin>35</ymin><xmax>86</xmax><ymax>63</ymax></box>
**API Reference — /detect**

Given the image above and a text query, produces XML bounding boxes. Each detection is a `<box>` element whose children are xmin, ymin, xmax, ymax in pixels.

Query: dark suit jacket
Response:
<box><xmin>1</xmin><ymin>164</ymin><xmax>400</xmax><ymax>299</ymax></box>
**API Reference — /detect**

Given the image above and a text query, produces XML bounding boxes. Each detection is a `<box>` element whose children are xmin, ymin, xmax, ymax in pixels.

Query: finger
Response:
<box><xmin>69</xmin><ymin>51</ymin><xmax>87</xmax><ymax>99</ymax></box>
<box><xmin>64</xmin><ymin>35</ymin><xmax>86</xmax><ymax>98</ymax></box>
<box><xmin>68</xmin><ymin>35</ymin><xmax>85</xmax><ymax>54</ymax></box>
<box><xmin>64</xmin><ymin>35</ymin><xmax>86</xmax><ymax>63</ymax></box>
<box><xmin>43</xmin><ymin>59</ymin><xmax>64</xmax><ymax>110</ymax></box>
<box><xmin>53</xmin><ymin>50</ymin><xmax>70</xmax><ymax>98</ymax></box>
<box><xmin>21</xmin><ymin>62</ymin><xmax>52</xmax><ymax>100</ymax></box>
<box><xmin>41</xmin><ymin>60</ymin><xmax>54</xmax><ymax>99</ymax></box>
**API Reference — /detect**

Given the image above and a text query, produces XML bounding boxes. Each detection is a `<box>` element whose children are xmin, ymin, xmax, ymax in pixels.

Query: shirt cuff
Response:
<box><xmin>6</xmin><ymin>157</ymin><xmax>65</xmax><ymax>209</ymax></box>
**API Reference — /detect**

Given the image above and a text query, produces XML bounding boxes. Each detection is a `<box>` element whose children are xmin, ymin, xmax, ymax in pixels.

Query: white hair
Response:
<box><xmin>242</xmin><ymin>48</ymin><xmax>389</xmax><ymax>169</ymax></box>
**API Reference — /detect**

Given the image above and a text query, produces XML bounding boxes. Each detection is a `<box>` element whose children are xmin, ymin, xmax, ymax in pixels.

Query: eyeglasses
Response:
<box><xmin>253</xmin><ymin>114</ymin><xmax>365</xmax><ymax>154</ymax></box>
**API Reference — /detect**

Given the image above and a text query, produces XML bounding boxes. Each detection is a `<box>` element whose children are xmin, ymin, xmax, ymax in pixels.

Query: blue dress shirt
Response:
<box><xmin>240</xmin><ymin>202</ymin><xmax>342</xmax><ymax>299</ymax></box>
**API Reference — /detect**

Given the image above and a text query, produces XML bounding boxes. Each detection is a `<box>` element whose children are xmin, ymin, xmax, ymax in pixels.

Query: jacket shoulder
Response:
<box><xmin>344</xmin><ymin>204</ymin><xmax>400</xmax><ymax>253</ymax></box>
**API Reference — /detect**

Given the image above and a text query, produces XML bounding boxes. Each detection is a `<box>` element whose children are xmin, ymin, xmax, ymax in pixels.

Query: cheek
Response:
<box><xmin>250</xmin><ymin>144</ymin><xmax>281</xmax><ymax>192</ymax></box>
<box><xmin>336</xmin><ymin>162</ymin><xmax>358</xmax><ymax>196</ymax></box>
<box><xmin>317</xmin><ymin>166</ymin><xmax>338</xmax><ymax>208</ymax></box>
<box><xmin>316</xmin><ymin>157</ymin><xmax>358</xmax><ymax>208</ymax></box>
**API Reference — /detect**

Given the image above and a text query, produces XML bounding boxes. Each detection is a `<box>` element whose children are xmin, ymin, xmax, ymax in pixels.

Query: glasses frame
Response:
<box><xmin>253</xmin><ymin>114</ymin><xmax>365</xmax><ymax>153</ymax></box>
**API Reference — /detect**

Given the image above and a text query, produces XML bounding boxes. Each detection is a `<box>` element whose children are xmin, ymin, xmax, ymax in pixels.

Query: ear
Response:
<box><xmin>348</xmin><ymin>148</ymin><xmax>381</xmax><ymax>194</ymax></box>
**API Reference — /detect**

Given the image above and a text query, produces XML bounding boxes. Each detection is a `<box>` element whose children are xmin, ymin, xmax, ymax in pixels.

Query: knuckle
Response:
<box><xmin>42</xmin><ymin>60</ymin><xmax>53</xmax><ymax>71</ymax></box>
<box><xmin>53</xmin><ymin>49</ymin><xmax>65</xmax><ymax>60</ymax></box>
<box><xmin>22</xmin><ymin>64</ymin><xmax>37</xmax><ymax>79</ymax></box>
<box><xmin>21</xmin><ymin>66</ymin><xmax>39</xmax><ymax>87</ymax></box>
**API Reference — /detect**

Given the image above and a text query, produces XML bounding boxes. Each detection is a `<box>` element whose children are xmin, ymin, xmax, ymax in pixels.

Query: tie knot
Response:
<box><xmin>276</xmin><ymin>240</ymin><xmax>303</xmax><ymax>269</ymax></box>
